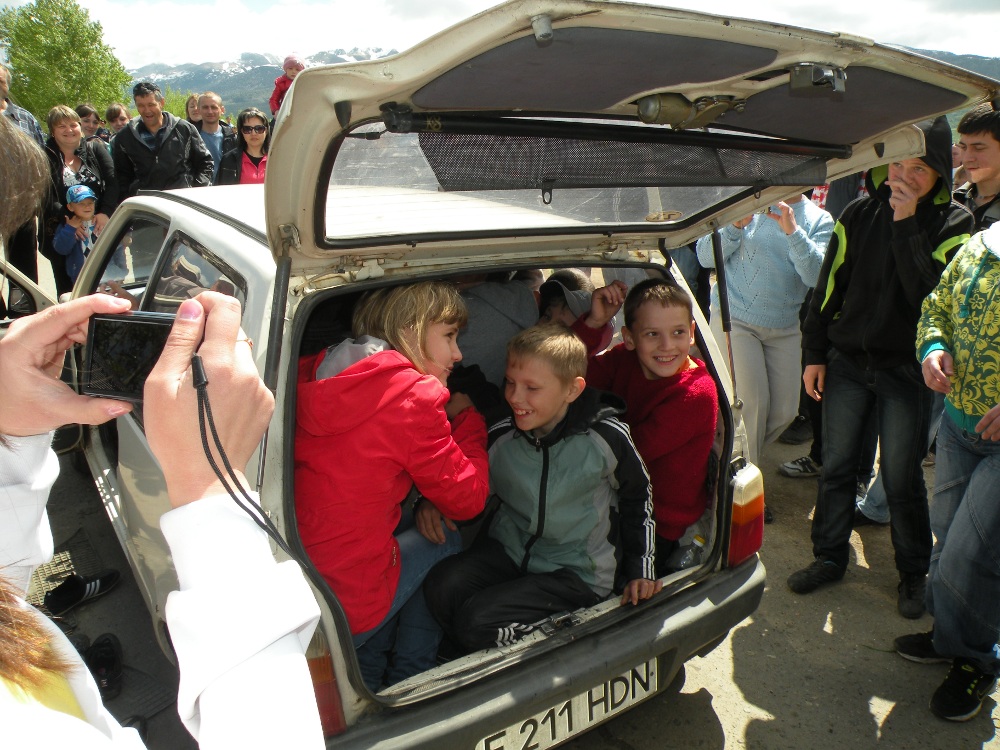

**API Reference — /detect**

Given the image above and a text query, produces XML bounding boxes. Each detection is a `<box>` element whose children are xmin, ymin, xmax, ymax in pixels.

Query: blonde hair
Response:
<box><xmin>0</xmin><ymin>575</ymin><xmax>76</xmax><ymax>688</ymax></box>
<box><xmin>46</xmin><ymin>104</ymin><xmax>80</xmax><ymax>134</ymax></box>
<box><xmin>353</xmin><ymin>282</ymin><xmax>467</xmax><ymax>374</ymax></box>
<box><xmin>507</xmin><ymin>323</ymin><xmax>586</xmax><ymax>384</ymax></box>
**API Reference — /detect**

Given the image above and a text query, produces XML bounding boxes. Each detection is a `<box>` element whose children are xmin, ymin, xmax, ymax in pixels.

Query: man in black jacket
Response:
<box><xmin>954</xmin><ymin>103</ymin><xmax>1000</xmax><ymax>230</ymax></box>
<box><xmin>113</xmin><ymin>82</ymin><xmax>214</xmax><ymax>199</ymax></box>
<box><xmin>787</xmin><ymin>117</ymin><xmax>975</xmax><ymax>619</ymax></box>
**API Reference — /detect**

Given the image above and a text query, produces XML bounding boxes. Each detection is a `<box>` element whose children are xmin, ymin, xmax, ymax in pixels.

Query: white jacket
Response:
<box><xmin>1</xmin><ymin>434</ymin><xmax>324</xmax><ymax>749</ymax></box>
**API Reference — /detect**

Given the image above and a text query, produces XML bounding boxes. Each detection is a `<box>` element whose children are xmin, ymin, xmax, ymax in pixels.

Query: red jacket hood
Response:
<box><xmin>297</xmin><ymin>349</ymin><xmax>446</xmax><ymax>436</ymax></box>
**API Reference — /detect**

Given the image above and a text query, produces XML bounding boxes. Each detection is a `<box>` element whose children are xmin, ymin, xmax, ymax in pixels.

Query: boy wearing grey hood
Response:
<box><xmin>788</xmin><ymin>117</ymin><xmax>975</xmax><ymax>618</ymax></box>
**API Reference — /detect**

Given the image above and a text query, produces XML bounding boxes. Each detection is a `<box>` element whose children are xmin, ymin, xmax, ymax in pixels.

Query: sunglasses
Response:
<box><xmin>241</xmin><ymin>125</ymin><xmax>267</xmax><ymax>135</ymax></box>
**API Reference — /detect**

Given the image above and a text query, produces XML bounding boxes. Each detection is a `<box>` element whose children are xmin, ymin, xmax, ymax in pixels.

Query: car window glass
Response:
<box><xmin>95</xmin><ymin>216</ymin><xmax>169</xmax><ymax>306</ymax></box>
<box><xmin>146</xmin><ymin>233</ymin><xmax>247</xmax><ymax>315</ymax></box>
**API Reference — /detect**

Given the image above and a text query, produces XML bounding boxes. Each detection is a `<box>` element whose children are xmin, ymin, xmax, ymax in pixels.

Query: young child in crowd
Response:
<box><xmin>574</xmin><ymin>278</ymin><xmax>719</xmax><ymax>576</ymax></box>
<box><xmin>270</xmin><ymin>55</ymin><xmax>305</xmax><ymax>116</ymax></box>
<box><xmin>423</xmin><ymin>323</ymin><xmax>659</xmax><ymax>654</ymax></box>
<box><xmin>52</xmin><ymin>184</ymin><xmax>99</xmax><ymax>283</ymax></box>
<box><xmin>295</xmin><ymin>281</ymin><xmax>490</xmax><ymax>692</ymax></box>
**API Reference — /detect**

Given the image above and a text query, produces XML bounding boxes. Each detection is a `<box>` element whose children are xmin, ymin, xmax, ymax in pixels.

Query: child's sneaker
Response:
<box><xmin>930</xmin><ymin>659</ymin><xmax>998</xmax><ymax>721</ymax></box>
<box><xmin>778</xmin><ymin>455</ymin><xmax>821</xmax><ymax>478</ymax></box>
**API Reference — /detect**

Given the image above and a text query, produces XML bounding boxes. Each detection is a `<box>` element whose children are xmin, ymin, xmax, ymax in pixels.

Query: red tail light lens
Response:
<box><xmin>727</xmin><ymin>463</ymin><xmax>764</xmax><ymax>567</ymax></box>
<box><xmin>306</xmin><ymin>628</ymin><xmax>347</xmax><ymax>737</ymax></box>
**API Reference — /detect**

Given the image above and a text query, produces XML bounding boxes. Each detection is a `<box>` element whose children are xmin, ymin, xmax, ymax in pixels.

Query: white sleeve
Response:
<box><xmin>0</xmin><ymin>433</ymin><xmax>59</xmax><ymax>596</ymax></box>
<box><xmin>160</xmin><ymin>495</ymin><xmax>325</xmax><ymax>749</ymax></box>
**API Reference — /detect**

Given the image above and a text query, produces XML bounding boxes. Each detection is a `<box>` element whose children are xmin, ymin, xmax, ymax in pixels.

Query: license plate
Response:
<box><xmin>476</xmin><ymin>658</ymin><xmax>658</xmax><ymax>750</ymax></box>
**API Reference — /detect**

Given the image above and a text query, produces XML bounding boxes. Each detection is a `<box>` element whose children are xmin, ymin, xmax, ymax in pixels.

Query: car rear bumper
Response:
<box><xmin>331</xmin><ymin>555</ymin><xmax>765</xmax><ymax>748</ymax></box>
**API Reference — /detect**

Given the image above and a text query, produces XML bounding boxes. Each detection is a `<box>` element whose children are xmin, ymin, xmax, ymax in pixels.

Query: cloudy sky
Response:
<box><xmin>9</xmin><ymin>0</ymin><xmax>999</xmax><ymax>69</ymax></box>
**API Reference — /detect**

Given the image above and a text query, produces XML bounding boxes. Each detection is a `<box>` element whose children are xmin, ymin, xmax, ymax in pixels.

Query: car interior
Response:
<box><xmin>288</xmin><ymin>263</ymin><xmax>732</xmax><ymax>692</ymax></box>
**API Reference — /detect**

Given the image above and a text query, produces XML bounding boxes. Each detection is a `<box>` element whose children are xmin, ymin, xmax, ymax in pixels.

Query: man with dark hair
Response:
<box><xmin>112</xmin><ymin>81</ymin><xmax>214</xmax><ymax>198</ymax></box>
<box><xmin>954</xmin><ymin>103</ymin><xmax>1000</xmax><ymax>229</ymax></box>
<box><xmin>1</xmin><ymin>64</ymin><xmax>44</xmax><ymax>281</ymax></box>
<box><xmin>787</xmin><ymin>117</ymin><xmax>975</xmax><ymax>619</ymax></box>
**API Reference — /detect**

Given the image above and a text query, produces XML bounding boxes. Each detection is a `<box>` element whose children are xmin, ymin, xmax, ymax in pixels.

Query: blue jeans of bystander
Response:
<box><xmin>812</xmin><ymin>351</ymin><xmax>932</xmax><ymax>572</ymax></box>
<box><xmin>857</xmin><ymin>391</ymin><xmax>945</xmax><ymax>523</ymax></box>
<box><xmin>926</xmin><ymin>414</ymin><xmax>1000</xmax><ymax>676</ymax></box>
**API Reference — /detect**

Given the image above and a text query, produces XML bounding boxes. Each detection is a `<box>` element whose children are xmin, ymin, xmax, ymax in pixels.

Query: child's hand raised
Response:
<box><xmin>585</xmin><ymin>279</ymin><xmax>628</xmax><ymax>329</ymax></box>
<box><xmin>620</xmin><ymin>577</ymin><xmax>662</xmax><ymax>606</ymax></box>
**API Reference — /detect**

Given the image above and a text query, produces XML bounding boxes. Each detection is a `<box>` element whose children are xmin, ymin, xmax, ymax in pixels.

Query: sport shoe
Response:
<box><xmin>894</xmin><ymin>631</ymin><xmax>949</xmax><ymax>664</ymax></box>
<box><xmin>787</xmin><ymin>557</ymin><xmax>845</xmax><ymax>594</ymax></box>
<box><xmin>930</xmin><ymin>659</ymin><xmax>998</xmax><ymax>721</ymax></box>
<box><xmin>778</xmin><ymin>415</ymin><xmax>812</xmax><ymax>445</ymax></box>
<box><xmin>898</xmin><ymin>572</ymin><xmax>927</xmax><ymax>619</ymax></box>
<box><xmin>779</xmin><ymin>455</ymin><xmax>821</xmax><ymax>479</ymax></box>
<box><xmin>84</xmin><ymin>633</ymin><xmax>123</xmax><ymax>701</ymax></box>
<box><xmin>43</xmin><ymin>569</ymin><xmax>121</xmax><ymax>617</ymax></box>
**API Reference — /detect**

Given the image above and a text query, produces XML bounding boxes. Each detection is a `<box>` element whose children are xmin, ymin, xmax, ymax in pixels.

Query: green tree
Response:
<box><xmin>0</xmin><ymin>0</ymin><xmax>131</xmax><ymax>127</ymax></box>
<box><xmin>163</xmin><ymin>86</ymin><xmax>193</xmax><ymax>119</ymax></box>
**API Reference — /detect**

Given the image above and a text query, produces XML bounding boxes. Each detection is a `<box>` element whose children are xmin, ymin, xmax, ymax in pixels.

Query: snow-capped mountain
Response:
<box><xmin>130</xmin><ymin>48</ymin><xmax>397</xmax><ymax>115</ymax></box>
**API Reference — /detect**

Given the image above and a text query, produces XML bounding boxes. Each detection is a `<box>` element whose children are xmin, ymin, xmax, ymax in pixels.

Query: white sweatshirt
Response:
<box><xmin>1</xmin><ymin>434</ymin><xmax>325</xmax><ymax>749</ymax></box>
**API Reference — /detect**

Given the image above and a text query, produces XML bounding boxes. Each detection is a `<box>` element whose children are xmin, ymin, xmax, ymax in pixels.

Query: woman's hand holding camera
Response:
<box><xmin>0</xmin><ymin>294</ymin><xmax>133</xmax><ymax>436</ymax></box>
<box><xmin>144</xmin><ymin>292</ymin><xmax>274</xmax><ymax>508</ymax></box>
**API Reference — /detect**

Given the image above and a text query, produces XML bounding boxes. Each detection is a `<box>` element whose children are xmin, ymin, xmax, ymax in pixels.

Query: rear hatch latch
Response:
<box><xmin>540</xmin><ymin>611</ymin><xmax>583</xmax><ymax>635</ymax></box>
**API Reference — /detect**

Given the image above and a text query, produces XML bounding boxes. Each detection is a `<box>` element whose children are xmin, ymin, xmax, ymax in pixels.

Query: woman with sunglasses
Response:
<box><xmin>215</xmin><ymin>108</ymin><xmax>270</xmax><ymax>185</ymax></box>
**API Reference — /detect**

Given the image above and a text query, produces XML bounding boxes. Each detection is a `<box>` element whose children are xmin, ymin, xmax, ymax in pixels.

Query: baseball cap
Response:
<box><xmin>66</xmin><ymin>184</ymin><xmax>97</xmax><ymax>204</ymax></box>
<box><xmin>539</xmin><ymin>279</ymin><xmax>591</xmax><ymax>320</ymax></box>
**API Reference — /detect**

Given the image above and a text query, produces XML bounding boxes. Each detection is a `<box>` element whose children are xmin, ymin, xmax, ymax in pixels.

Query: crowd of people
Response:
<box><xmin>2</xmin><ymin>48</ymin><xmax>999</xmax><ymax>745</ymax></box>
<box><xmin>2</xmin><ymin>67</ymin><xmax>282</xmax><ymax>296</ymax></box>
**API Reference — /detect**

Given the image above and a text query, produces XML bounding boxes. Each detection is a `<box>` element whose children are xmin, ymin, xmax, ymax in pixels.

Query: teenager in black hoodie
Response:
<box><xmin>787</xmin><ymin>117</ymin><xmax>974</xmax><ymax>618</ymax></box>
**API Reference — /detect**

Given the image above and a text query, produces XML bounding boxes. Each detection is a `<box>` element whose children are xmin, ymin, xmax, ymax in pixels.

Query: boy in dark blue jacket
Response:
<box><xmin>52</xmin><ymin>184</ymin><xmax>98</xmax><ymax>283</ymax></box>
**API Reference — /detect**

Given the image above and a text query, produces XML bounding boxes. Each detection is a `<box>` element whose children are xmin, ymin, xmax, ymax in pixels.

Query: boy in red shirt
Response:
<box><xmin>574</xmin><ymin>278</ymin><xmax>718</xmax><ymax>575</ymax></box>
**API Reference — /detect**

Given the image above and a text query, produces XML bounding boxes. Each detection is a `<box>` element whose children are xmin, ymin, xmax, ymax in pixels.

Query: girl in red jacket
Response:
<box><xmin>295</xmin><ymin>281</ymin><xmax>490</xmax><ymax>692</ymax></box>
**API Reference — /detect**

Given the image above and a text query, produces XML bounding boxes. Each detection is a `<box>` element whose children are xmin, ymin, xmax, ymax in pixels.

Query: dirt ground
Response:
<box><xmin>567</xmin><ymin>437</ymin><xmax>1000</xmax><ymax>750</ymax></box>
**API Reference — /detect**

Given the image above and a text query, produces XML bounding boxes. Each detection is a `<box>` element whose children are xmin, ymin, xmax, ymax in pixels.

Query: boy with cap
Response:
<box><xmin>539</xmin><ymin>274</ymin><xmax>613</xmax><ymax>351</ymax></box>
<box><xmin>52</xmin><ymin>185</ymin><xmax>99</xmax><ymax>283</ymax></box>
<box><xmin>787</xmin><ymin>117</ymin><xmax>975</xmax><ymax>618</ymax></box>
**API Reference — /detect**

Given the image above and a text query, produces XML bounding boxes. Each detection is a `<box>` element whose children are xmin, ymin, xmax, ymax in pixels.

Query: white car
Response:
<box><xmin>6</xmin><ymin>1</ymin><xmax>997</xmax><ymax>746</ymax></box>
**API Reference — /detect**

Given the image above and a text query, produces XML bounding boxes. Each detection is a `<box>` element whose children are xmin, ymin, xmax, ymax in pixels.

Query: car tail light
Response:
<box><xmin>727</xmin><ymin>462</ymin><xmax>764</xmax><ymax>567</ymax></box>
<box><xmin>306</xmin><ymin>627</ymin><xmax>347</xmax><ymax>737</ymax></box>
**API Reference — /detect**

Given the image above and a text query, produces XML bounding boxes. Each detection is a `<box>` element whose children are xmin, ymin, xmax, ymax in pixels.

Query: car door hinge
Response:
<box><xmin>352</xmin><ymin>258</ymin><xmax>385</xmax><ymax>281</ymax></box>
<box><xmin>278</xmin><ymin>224</ymin><xmax>301</xmax><ymax>256</ymax></box>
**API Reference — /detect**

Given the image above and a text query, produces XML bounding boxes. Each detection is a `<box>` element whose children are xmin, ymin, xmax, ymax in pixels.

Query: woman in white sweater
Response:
<box><xmin>0</xmin><ymin>292</ymin><xmax>324</xmax><ymax>749</ymax></box>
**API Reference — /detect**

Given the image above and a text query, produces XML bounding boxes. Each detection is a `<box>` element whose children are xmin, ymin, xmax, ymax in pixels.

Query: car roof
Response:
<box><xmin>261</xmin><ymin>0</ymin><xmax>999</xmax><ymax>270</ymax></box>
<box><xmin>151</xmin><ymin>185</ymin><xmax>268</xmax><ymax>238</ymax></box>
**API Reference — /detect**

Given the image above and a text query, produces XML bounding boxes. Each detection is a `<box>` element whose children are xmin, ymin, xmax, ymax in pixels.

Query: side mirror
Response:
<box><xmin>3</xmin><ymin>276</ymin><xmax>39</xmax><ymax>319</ymax></box>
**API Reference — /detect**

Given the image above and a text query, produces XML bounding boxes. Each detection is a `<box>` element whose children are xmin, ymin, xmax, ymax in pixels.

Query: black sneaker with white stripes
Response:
<box><xmin>43</xmin><ymin>569</ymin><xmax>121</xmax><ymax>617</ymax></box>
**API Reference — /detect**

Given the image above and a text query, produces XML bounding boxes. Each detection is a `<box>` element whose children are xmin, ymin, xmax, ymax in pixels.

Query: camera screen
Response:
<box><xmin>84</xmin><ymin>313</ymin><xmax>174</xmax><ymax>402</ymax></box>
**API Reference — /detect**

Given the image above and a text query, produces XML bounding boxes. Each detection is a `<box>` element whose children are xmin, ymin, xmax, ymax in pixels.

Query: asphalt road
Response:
<box><xmin>50</xmin><ymin>436</ymin><xmax>999</xmax><ymax>749</ymax></box>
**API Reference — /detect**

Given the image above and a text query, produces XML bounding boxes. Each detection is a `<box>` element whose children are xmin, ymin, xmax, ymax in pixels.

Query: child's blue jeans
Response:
<box><xmin>352</xmin><ymin>507</ymin><xmax>462</xmax><ymax>692</ymax></box>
